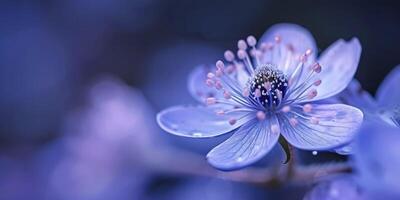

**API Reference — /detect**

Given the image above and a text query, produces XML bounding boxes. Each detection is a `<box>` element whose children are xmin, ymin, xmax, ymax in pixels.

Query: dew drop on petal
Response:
<box><xmin>191</xmin><ymin>132</ymin><xmax>203</xmax><ymax>137</ymax></box>
<box><xmin>312</xmin><ymin>151</ymin><xmax>318</xmax><ymax>156</ymax></box>
<box><xmin>236</xmin><ymin>157</ymin><xmax>243</xmax><ymax>162</ymax></box>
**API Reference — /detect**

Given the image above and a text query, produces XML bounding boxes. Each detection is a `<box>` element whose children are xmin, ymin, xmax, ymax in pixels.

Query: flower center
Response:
<box><xmin>249</xmin><ymin>64</ymin><xmax>288</xmax><ymax>108</ymax></box>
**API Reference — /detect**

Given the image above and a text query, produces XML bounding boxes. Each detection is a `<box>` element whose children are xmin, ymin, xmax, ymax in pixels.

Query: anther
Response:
<box><xmin>307</xmin><ymin>89</ymin><xmax>318</xmax><ymax>99</ymax></box>
<box><xmin>300</xmin><ymin>54</ymin><xmax>307</xmax><ymax>63</ymax></box>
<box><xmin>207</xmin><ymin>72</ymin><xmax>215</xmax><ymax>79</ymax></box>
<box><xmin>246</xmin><ymin>35</ymin><xmax>257</xmax><ymax>47</ymax></box>
<box><xmin>225</xmin><ymin>65</ymin><xmax>235</xmax><ymax>74</ymax></box>
<box><xmin>238</xmin><ymin>40</ymin><xmax>247</xmax><ymax>50</ymax></box>
<box><xmin>289</xmin><ymin>118</ymin><xmax>298</xmax><ymax>126</ymax></box>
<box><xmin>224</xmin><ymin>50</ymin><xmax>235</xmax><ymax>62</ymax></box>
<box><xmin>256</xmin><ymin>111</ymin><xmax>266</xmax><ymax>120</ymax></box>
<box><xmin>206</xmin><ymin>97</ymin><xmax>217</xmax><ymax>105</ymax></box>
<box><xmin>314</xmin><ymin>79</ymin><xmax>322</xmax><ymax>86</ymax></box>
<box><xmin>237</xmin><ymin>49</ymin><xmax>247</xmax><ymax>59</ymax></box>
<box><xmin>215</xmin><ymin>69</ymin><xmax>223</xmax><ymax>77</ymax></box>
<box><xmin>281</xmin><ymin>106</ymin><xmax>291</xmax><ymax>113</ymax></box>
<box><xmin>215</xmin><ymin>81</ymin><xmax>223</xmax><ymax>90</ymax></box>
<box><xmin>310</xmin><ymin>117</ymin><xmax>320</xmax><ymax>124</ymax></box>
<box><xmin>312</xmin><ymin>63</ymin><xmax>321</xmax><ymax>73</ymax></box>
<box><xmin>206</xmin><ymin>79</ymin><xmax>214</xmax><ymax>87</ymax></box>
<box><xmin>216</xmin><ymin>60</ymin><xmax>225</xmax><ymax>70</ymax></box>
<box><xmin>305</xmin><ymin>49</ymin><xmax>313</xmax><ymax>56</ymax></box>
<box><xmin>229</xmin><ymin>118</ymin><xmax>237</xmax><ymax>125</ymax></box>
<box><xmin>303</xmin><ymin>104</ymin><xmax>313</xmax><ymax>113</ymax></box>
<box><xmin>223</xmin><ymin>91</ymin><xmax>231</xmax><ymax>99</ymax></box>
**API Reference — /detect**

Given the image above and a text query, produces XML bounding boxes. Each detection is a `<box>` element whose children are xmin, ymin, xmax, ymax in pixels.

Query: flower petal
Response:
<box><xmin>376</xmin><ymin>65</ymin><xmax>400</xmax><ymax>107</ymax></box>
<box><xmin>308</xmin><ymin>38</ymin><xmax>361</xmax><ymax>102</ymax></box>
<box><xmin>260</xmin><ymin>23</ymin><xmax>317</xmax><ymax>57</ymax></box>
<box><xmin>280</xmin><ymin>104</ymin><xmax>363</xmax><ymax>150</ymax></box>
<box><xmin>259</xmin><ymin>23</ymin><xmax>317</xmax><ymax>74</ymax></box>
<box><xmin>353</xmin><ymin>122</ymin><xmax>400</xmax><ymax>196</ymax></box>
<box><xmin>335</xmin><ymin>79</ymin><xmax>378</xmax><ymax>113</ymax></box>
<box><xmin>157</xmin><ymin>105</ymin><xmax>253</xmax><ymax>138</ymax></box>
<box><xmin>187</xmin><ymin>64</ymin><xmax>222</xmax><ymax>103</ymax></box>
<box><xmin>304</xmin><ymin>175</ymin><xmax>365</xmax><ymax>200</ymax></box>
<box><xmin>206</xmin><ymin>119</ymin><xmax>280</xmax><ymax>170</ymax></box>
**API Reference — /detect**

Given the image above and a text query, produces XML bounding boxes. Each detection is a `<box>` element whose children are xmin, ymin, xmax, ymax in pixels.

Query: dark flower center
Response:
<box><xmin>249</xmin><ymin>64</ymin><xmax>288</xmax><ymax>108</ymax></box>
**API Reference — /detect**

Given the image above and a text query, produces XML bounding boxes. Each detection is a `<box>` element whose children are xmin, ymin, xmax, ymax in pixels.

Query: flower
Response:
<box><xmin>157</xmin><ymin>23</ymin><xmax>364</xmax><ymax>170</ymax></box>
<box><xmin>334</xmin><ymin>65</ymin><xmax>400</xmax><ymax>154</ymax></box>
<box><xmin>304</xmin><ymin>121</ymin><xmax>400</xmax><ymax>199</ymax></box>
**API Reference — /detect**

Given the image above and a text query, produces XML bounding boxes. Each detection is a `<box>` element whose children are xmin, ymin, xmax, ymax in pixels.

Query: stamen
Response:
<box><xmin>206</xmin><ymin>79</ymin><xmax>214</xmax><ymax>87</ymax></box>
<box><xmin>206</xmin><ymin>97</ymin><xmax>217</xmax><ymax>105</ymax></box>
<box><xmin>223</xmin><ymin>91</ymin><xmax>231</xmax><ymax>99</ymax></box>
<box><xmin>289</xmin><ymin>118</ymin><xmax>298</xmax><ymax>126</ymax></box>
<box><xmin>256</xmin><ymin>111</ymin><xmax>266</xmax><ymax>120</ymax></box>
<box><xmin>215</xmin><ymin>69</ymin><xmax>224</xmax><ymax>77</ymax></box>
<box><xmin>216</xmin><ymin>60</ymin><xmax>225</xmax><ymax>70</ymax></box>
<box><xmin>224</xmin><ymin>51</ymin><xmax>235</xmax><ymax>62</ymax></box>
<box><xmin>314</xmin><ymin>79</ymin><xmax>322</xmax><ymax>86</ymax></box>
<box><xmin>215</xmin><ymin>81</ymin><xmax>223</xmax><ymax>90</ymax></box>
<box><xmin>310</xmin><ymin>117</ymin><xmax>319</xmax><ymax>124</ymax></box>
<box><xmin>305</xmin><ymin>49</ymin><xmax>313</xmax><ymax>56</ymax></box>
<box><xmin>238</xmin><ymin>40</ymin><xmax>247</xmax><ymax>50</ymax></box>
<box><xmin>281</xmin><ymin>106</ymin><xmax>291</xmax><ymax>113</ymax></box>
<box><xmin>246</xmin><ymin>35</ymin><xmax>257</xmax><ymax>47</ymax></box>
<box><xmin>303</xmin><ymin>104</ymin><xmax>313</xmax><ymax>113</ymax></box>
<box><xmin>229</xmin><ymin>118</ymin><xmax>237</xmax><ymax>125</ymax></box>
<box><xmin>207</xmin><ymin>72</ymin><xmax>215</xmax><ymax>79</ymax></box>
<box><xmin>307</xmin><ymin>89</ymin><xmax>318</xmax><ymax>99</ymax></box>
<box><xmin>312</xmin><ymin>63</ymin><xmax>321</xmax><ymax>73</ymax></box>
<box><xmin>225</xmin><ymin>64</ymin><xmax>235</xmax><ymax>74</ymax></box>
<box><xmin>237</xmin><ymin>49</ymin><xmax>247</xmax><ymax>59</ymax></box>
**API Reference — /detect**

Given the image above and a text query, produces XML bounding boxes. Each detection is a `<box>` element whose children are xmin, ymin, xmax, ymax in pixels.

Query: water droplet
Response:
<box><xmin>236</xmin><ymin>157</ymin><xmax>243</xmax><ymax>162</ymax></box>
<box><xmin>312</xmin><ymin>151</ymin><xmax>318</xmax><ymax>156</ymax></box>
<box><xmin>192</xmin><ymin>132</ymin><xmax>203</xmax><ymax>137</ymax></box>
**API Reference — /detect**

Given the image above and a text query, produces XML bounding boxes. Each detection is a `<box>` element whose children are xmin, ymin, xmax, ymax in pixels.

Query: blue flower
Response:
<box><xmin>334</xmin><ymin>66</ymin><xmax>400</xmax><ymax>154</ymax></box>
<box><xmin>157</xmin><ymin>24</ymin><xmax>364</xmax><ymax>170</ymax></box>
<box><xmin>305</xmin><ymin>121</ymin><xmax>400</xmax><ymax>199</ymax></box>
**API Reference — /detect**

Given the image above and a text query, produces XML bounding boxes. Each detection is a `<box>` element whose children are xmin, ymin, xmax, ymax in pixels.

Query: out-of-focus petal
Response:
<box><xmin>353</xmin><ymin>122</ymin><xmax>400</xmax><ymax>197</ymax></box>
<box><xmin>307</xmin><ymin>38</ymin><xmax>361</xmax><ymax>102</ymax></box>
<box><xmin>259</xmin><ymin>23</ymin><xmax>317</xmax><ymax>75</ymax></box>
<box><xmin>303</xmin><ymin>175</ymin><xmax>366</xmax><ymax>200</ymax></box>
<box><xmin>280</xmin><ymin>104</ymin><xmax>363</xmax><ymax>150</ymax></box>
<box><xmin>157</xmin><ymin>105</ymin><xmax>253</xmax><ymax>138</ymax></box>
<box><xmin>335</xmin><ymin>144</ymin><xmax>354</xmax><ymax>155</ymax></box>
<box><xmin>376</xmin><ymin>65</ymin><xmax>400</xmax><ymax>107</ymax></box>
<box><xmin>336</xmin><ymin>79</ymin><xmax>378</xmax><ymax>112</ymax></box>
<box><xmin>206</xmin><ymin>119</ymin><xmax>280</xmax><ymax>170</ymax></box>
<box><xmin>187</xmin><ymin>64</ymin><xmax>222</xmax><ymax>103</ymax></box>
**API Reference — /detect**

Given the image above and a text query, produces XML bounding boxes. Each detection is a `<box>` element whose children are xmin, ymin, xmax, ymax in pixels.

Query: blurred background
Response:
<box><xmin>0</xmin><ymin>0</ymin><xmax>399</xmax><ymax>199</ymax></box>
